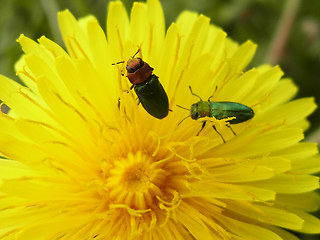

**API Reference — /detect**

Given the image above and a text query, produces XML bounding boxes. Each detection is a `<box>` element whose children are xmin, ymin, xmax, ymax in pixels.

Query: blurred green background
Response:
<box><xmin>0</xmin><ymin>0</ymin><xmax>319</xmax><ymax>238</ymax></box>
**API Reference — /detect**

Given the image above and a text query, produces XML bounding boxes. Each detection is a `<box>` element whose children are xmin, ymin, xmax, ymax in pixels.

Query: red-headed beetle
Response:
<box><xmin>123</xmin><ymin>50</ymin><xmax>169</xmax><ymax>119</ymax></box>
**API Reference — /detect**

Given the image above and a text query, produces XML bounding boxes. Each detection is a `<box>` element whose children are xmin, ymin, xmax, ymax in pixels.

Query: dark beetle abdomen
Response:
<box><xmin>134</xmin><ymin>75</ymin><xmax>169</xmax><ymax>119</ymax></box>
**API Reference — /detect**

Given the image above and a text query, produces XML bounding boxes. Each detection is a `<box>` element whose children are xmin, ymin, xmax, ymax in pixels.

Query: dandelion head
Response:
<box><xmin>0</xmin><ymin>0</ymin><xmax>320</xmax><ymax>239</ymax></box>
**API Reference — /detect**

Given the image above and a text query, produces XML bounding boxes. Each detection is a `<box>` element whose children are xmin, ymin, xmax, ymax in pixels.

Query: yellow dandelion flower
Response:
<box><xmin>0</xmin><ymin>0</ymin><xmax>320</xmax><ymax>239</ymax></box>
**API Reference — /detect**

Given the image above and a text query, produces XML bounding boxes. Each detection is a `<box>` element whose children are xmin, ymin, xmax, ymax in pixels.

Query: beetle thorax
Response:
<box><xmin>191</xmin><ymin>101</ymin><xmax>210</xmax><ymax>120</ymax></box>
<box><xmin>198</xmin><ymin>101</ymin><xmax>211</xmax><ymax>118</ymax></box>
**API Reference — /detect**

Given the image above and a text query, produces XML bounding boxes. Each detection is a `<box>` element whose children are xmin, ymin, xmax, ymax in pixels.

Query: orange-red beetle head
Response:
<box><xmin>126</xmin><ymin>58</ymin><xmax>143</xmax><ymax>73</ymax></box>
<box><xmin>126</xmin><ymin>58</ymin><xmax>154</xmax><ymax>85</ymax></box>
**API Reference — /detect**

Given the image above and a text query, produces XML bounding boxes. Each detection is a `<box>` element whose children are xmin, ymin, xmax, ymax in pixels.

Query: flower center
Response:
<box><xmin>106</xmin><ymin>152</ymin><xmax>168</xmax><ymax>209</ymax></box>
<box><xmin>122</xmin><ymin>166</ymin><xmax>151</xmax><ymax>191</ymax></box>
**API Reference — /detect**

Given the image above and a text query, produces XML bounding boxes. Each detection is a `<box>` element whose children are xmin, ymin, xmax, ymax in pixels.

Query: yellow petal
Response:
<box><xmin>216</xmin><ymin>68</ymin><xmax>258</xmax><ymax>103</ymax></box>
<box><xmin>146</xmin><ymin>0</ymin><xmax>165</xmax><ymax>62</ymax></box>
<box><xmin>255</xmin><ymin>97</ymin><xmax>316</xmax><ymax>126</ymax></box>
<box><xmin>255</xmin><ymin>157</ymin><xmax>291</xmax><ymax>174</ymax></box>
<box><xmin>129</xmin><ymin>3</ymin><xmax>149</xmax><ymax>54</ymax></box>
<box><xmin>261</xmin><ymin>79</ymin><xmax>298</xmax><ymax>111</ymax></box>
<box><xmin>211</xmin><ymin>127</ymin><xmax>303</xmax><ymax>158</ymax></box>
<box><xmin>0</xmin><ymin>134</ymin><xmax>49</xmax><ymax>165</ymax></box>
<box><xmin>276</xmin><ymin>192</ymin><xmax>320</xmax><ymax>212</ymax></box>
<box><xmin>157</xmin><ymin>23</ymin><xmax>180</xmax><ymax>90</ymax></box>
<box><xmin>58</xmin><ymin>10</ymin><xmax>90</xmax><ymax>60</ymax></box>
<box><xmin>290</xmin><ymin>209</ymin><xmax>320</xmax><ymax>234</ymax></box>
<box><xmin>14</xmin><ymin>56</ymin><xmax>39</xmax><ymax>95</ymax></box>
<box><xmin>175</xmin><ymin>11</ymin><xmax>198</xmax><ymax>37</ymax></box>
<box><xmin>225</xmin><ymin>200</ymin><xmax>304</xmax><ymax>230</ymax></box>
<box><xmin>0</xmin><ymin>114</ymin><xmax>25</xmax><ymax>140</ymax></box>
<box><xmin>291</xmin><ymin>155</ymin><xmax>320</xmax><ymax>174</ymax></box>
<box><xmin>38</xmin><ymin>36</ymin><xmax>69</xmax><ymax>58</ymax></box>
<box><xmin>248</xmin><ymin>174</ymin><xmax>319</xmax><ymax>194</ymax></box>
<box><xmin>0</xmin><ymin>75</ymin><xmax>51</xmax><ymax>123</ymax></box>
<box><xmin>255</xmin><ymin>205</ymin><xmax>304</xmax><ymax>229</ymax></box>
<box><xmin>266</xmin><ymin>226</ymin><xmax>300</xmax><ymax>240</ymax></box>
<box><xmin>188</xmin><ymin>181</ymin><xmax>275</xmax><ymax>201</ymax></box>
<box><xmin>17</xmin><ymin>34</ymin><xmax>53</xmax><ymax>62</ymax></box>
<box><xmin>209</xmin><ymin>164</ymin><xmax>274</xmax><ymax>182</ymax></box>
<box><xmin>106</xmin><ymin>1</ymin><xmax>129</xmax><ymax>59</ymax></box>
<box><xmin>24</xmin><ymin>54</ymin><xmax>74</xmax><ymax>106</ymax></box>
<box><xmin>272</xmin><ymin>142</ymin><xmax>318</xmax><ymax>161</ymax></box>
<box><xmin>228</xmin><ymin>40</ymin><xmax>257</xmax><ymax>75</ymax></box>
<box><xmin>0</xmin><ymin>159</ymin><xmax>37</xmax><ymax>179</ymax></box>
<box><xmin>177</xmin><ymin>202</ymin><xmax>224</xmax><ymax>240</ymax></box>
<box><xmin>246</xmin><ymin>66</ymin><xmax>283</xmax><ymax>104</ymax></box>
<box><xmin>36</xmin><ymin>76</ymin><xmax>97</xmax><ymax>150</ymax></box>
<box><xmin>86</xmin><ymin>19</ymin><xmax>113</xmax><ymax>77</ymax></box>
<box><xmin>216</xmin><ymin>215</ymin><xmax>283</xmax><ymax>240</ymax></box>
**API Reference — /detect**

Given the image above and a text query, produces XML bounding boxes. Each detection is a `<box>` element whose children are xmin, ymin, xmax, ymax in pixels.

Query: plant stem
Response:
<box><xmin>306</xmin><ymin>127</ymin><xmax>320</xmax><ymax>144</ymax></box>
<box><xmin>40</xmin><ymin>0</ymin><xmax>62</xmax><ymax>44</ymax></box>
<box><xmin>265</xmin><ymin>0</ymin><xmax>301</xmax><ymax>64</ymax></box>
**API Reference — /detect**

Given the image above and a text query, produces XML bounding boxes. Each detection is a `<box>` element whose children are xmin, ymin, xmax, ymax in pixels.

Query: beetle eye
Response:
<box><xmin>126</xmin><ymin>58</ymin><xmax>144</xmax><ymax>73</ymax></box>
<box><xmin>190</xmin><ymin>103</ymin><xmax>198</xmax><ymax>119</ymax></box>
<box><xmin>126</xmin><ymin>65</ymin><xmax>134</xmax><ymax>72</ymax></box>
<box><xmin>136</xmin><ymin>58</ymin><xmax>144</xmax><ymax>68</ymax></box>
<box><xmin>193</xmin><ymin>112</ymin><xmax>198</xmax><ymax>119</ymax></box>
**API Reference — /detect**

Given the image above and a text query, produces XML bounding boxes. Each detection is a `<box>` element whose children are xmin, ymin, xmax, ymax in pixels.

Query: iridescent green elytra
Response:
<box><xmin>178</xmin><ymin>86</ymin><xmax>254</xmax><ymax>142</ymax></box>
<box><xmin>190</xmin><ymin>101</ymin><xmax>254</xmax><ymax>123</ymax></box>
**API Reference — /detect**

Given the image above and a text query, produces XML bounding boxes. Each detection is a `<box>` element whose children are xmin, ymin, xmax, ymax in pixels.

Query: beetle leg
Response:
<box><xmin>117</xmin><ymin>98</ymin><xmax>121</xmax><ymax>109</ymax></box>
<box><xmin>196</xmin><ymin>121</ymin><xmax>207</xmax><ymax>136</ymax></box>
<box><xmin>212</xmin><ymin>125</ymin><xmax>226</xmax><ymax>143</ymax></box>
<box><xmin>226</xmin><ymin>124</ymin><xmax>236</xmax><ymax>136</ymax></box>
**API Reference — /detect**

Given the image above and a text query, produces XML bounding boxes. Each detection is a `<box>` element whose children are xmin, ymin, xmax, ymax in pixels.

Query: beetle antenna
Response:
<box><xmin>189</xmin><ymin>86</ymin><xmax>203</xmax><ymax>101</ymax></box>
<box><xmin>112</xmin><ymin>61</ymin><xmax>125</xmax><ymax>65</ymax></box>
<box><xmin>176</xmin><ymin>104</ymin><xmax>189</xmax><ymax>111</ymax></box>
<box><xmin>132</xmin><ymin>49</ymin><xmax>140</xmax><ymax>58</ymax></box>
<box><xmin>177</xmin><ymin>115</ymin><xmax>190</xmax><ymax>126</ymax></box>
<box><xmin>112</xmin><ymin>49</ymin><xmax>140</xmax><ymax>65</ymax></box>
<box><xmin>208</xmin><ymin>86</ymin><xmax>218</xmax><ymax>101</ymax></box>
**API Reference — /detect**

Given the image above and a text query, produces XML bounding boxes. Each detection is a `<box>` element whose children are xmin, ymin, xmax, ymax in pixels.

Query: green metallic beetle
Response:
<box><xmin>124</xmin><ymin>50</ymin><xmax>169</xmax><ymax>119</ymax></box>
<box><xmin>178</xmin><ymin>86</ymin><xmax>254</xmax><ymax>142</ymax></box>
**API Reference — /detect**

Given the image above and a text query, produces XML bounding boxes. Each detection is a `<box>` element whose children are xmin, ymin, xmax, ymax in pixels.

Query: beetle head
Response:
<box><xmin>126</xmin><ymin>58</ymin><xmax>144</xmax><ymax>73</ymax></box>
<box><xmin>190</xmin><ymin>103</ymin><xmax>199</xmax><ymax>120</ymax></box>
